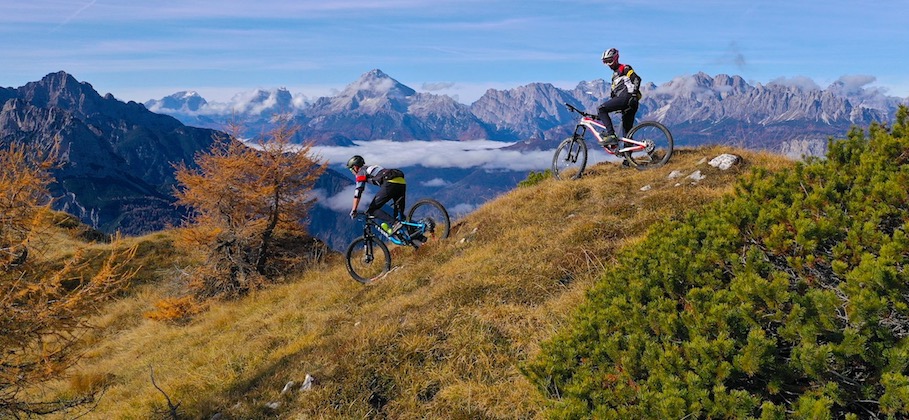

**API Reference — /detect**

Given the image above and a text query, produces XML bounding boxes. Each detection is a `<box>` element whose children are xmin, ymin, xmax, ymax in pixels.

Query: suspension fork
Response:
<box><xmin>363</xmin><ymin>225</ymin><xmax>375</xmax><ymax>260</ymax></box>
<box><xmin>563</xmin><ymin>124</ymin><xmax>587</xmax><ymax>161</ymax></box>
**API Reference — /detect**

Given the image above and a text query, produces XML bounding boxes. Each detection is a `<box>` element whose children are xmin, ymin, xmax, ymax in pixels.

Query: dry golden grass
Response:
<box><xmin>39</xmin><ymin>146</ymin><xmax>794</xmax><ymax>419</ymax></box>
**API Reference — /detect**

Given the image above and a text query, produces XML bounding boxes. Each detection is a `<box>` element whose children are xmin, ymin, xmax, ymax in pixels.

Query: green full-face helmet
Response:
<box><xmin>346</xmin><ymin>155</ymin><xmax>365</xmax><ymax>169</ymax></box>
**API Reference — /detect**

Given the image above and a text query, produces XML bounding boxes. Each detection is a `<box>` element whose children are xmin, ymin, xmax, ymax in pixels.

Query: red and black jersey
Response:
<box><xmin>353</xmin><ymin>165</ymin><xmax>405</xmax><ymax>199</ymax></box>
<box><xmin>611</xmin><ymin>64</ymin><xmax>642</xmax><ymax>99</ymax></box>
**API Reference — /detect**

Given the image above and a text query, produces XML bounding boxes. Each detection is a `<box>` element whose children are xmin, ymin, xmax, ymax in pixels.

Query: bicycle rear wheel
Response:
<box><xmin>345</xmin><ymin>236</ymin><xmax>391</xmax><ymax>284</ymax></box>
<box><xmin>552</xmin><ymin>135</ymin><xmax>588</xmax><ymax>180</ymax></box>
<box><xmin>407</xmin><ymin>198</ymin><xmax>450</xmax><ymax>241</ymax></box>
<box><xmin>623</xmin><ymin>121</ymin><xmax>673</xmax><ymax>170</ymax></box>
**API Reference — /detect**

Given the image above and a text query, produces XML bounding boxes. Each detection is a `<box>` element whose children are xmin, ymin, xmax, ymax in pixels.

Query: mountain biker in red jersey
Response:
<box><xmin>347</xmin><ymin>155</ymin><xmax>407</xmax><ymax>234</ymax></box>
<box><xmin>597</xmin><ymin>48</ymin><xmax>642</xmax><ymax>148</ymax></box>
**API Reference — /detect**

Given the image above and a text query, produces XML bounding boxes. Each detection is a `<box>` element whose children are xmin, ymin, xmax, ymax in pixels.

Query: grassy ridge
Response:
<box><xmin>525</xmin><ymin>113</ymin><xmax>909</xmax><ymax>418</ymax></box>
<box><xmin>41</xmin><ymin>146</ymin><xmax>793</xmax><ymax>418</ymax></box>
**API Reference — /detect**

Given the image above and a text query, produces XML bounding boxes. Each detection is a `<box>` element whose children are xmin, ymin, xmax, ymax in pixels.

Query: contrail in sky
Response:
<box><xmin>53</xmin><ymin>0</ymin><xmax>97</xmax><ymax>31</ymax></box>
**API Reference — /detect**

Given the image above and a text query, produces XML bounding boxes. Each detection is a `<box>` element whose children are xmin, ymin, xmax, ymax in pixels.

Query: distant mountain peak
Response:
<box><xmin>17</xmin><ymin>71</ymin><xmax>104</xmax><ymax>110</ymax></box>
<box><xmin>146</xmin><ymin>90</ymin><xmax>208</xmax><ymax>113</ymax></box>
<box><xmin>341</xmin><ymin>68</ymin><xmax>416</xmax><ymax>100</ymax></box>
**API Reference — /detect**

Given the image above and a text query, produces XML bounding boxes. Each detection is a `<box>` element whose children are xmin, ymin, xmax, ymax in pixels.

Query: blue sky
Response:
<box><xmin>2</xmin><ymin>0</ymin><xmax>908</xmax><ymax>104</ymax></box>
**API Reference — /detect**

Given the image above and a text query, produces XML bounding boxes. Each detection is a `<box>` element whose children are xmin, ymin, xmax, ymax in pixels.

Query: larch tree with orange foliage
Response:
<box><xmin>173</xmin><ymin>121</ymin><xmax>327</xmax><ymax>299</ymax></box>
<box><xmin>1</xmin><ymin>141</ymin><xmax>137</xmax><ymax>417</ymax></box>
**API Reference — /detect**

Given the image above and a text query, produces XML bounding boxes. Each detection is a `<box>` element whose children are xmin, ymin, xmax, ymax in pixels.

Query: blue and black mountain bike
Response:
<box><xmin>346</xmin><ymin>198</ymin><xmax>450</xmax><ymax>283</ymax></box>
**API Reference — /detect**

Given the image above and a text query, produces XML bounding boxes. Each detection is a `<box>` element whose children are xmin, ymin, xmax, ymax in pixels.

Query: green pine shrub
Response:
<box><xmin>524</xmin><ymin>106</ymin><xmax>909</xmax><ymax>418</ymax></box>
<box><xmin>519</xmin><ymin>169</ymin><xmax>552</xmax><ymax>188</ymax></box>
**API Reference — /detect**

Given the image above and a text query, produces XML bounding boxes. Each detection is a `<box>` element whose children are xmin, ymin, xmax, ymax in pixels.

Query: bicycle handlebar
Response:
<box><xmin>564</xmin><ymin>103</ymin><xmax>597</xmax><ymax>119</ymax></box>
<box><xmin>352</xmin><ymin>212</ymin><xmax>375</xmax><ymax>223</ymax></box>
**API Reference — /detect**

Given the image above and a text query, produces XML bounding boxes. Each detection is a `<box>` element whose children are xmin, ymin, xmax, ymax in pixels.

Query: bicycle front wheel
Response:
<box><xmin>552</xmin><ymin>135</ymin><xmax>588</xmax><ymax>180</ymax></box>
<box><xmin>345</xmin><ymin>236</ymin><xmax>391</xmax><ymax>284</ymax></box>
<box><xmin>624</xmin><ymin>121</ymin><xmax>673</xmax><ymax>170</ymax></box>
<box><xmin>407</xmin><ymin>198</ymin><xmax>450</xmax><ymax>241</ymax></box>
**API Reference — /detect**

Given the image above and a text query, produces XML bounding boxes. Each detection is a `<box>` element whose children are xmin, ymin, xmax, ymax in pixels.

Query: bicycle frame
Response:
<box><xmin>574</xmin><ymin>115</ymin><xmax>648</xmax><ymax>155</ymax></box>
<box><xmin>554</xmin><ymin>103</ymin><xmax>673</xmax><ymax>179</ymax></box>
<box><xmin>359</xmin><ymin>214</ymin><xmax>425</xmax><ymax>247</ymax></box>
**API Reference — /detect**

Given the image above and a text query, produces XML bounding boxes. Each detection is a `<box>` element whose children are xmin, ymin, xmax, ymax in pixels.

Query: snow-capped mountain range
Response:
<box><xmin>147</xmin><ymin>69</ymin><xmax>908</xmax><ymax>158</ymax></box>
<box><xmin>3</xmin><ymin>70</ymin><xmax>906</xmax><ymax>247</ymax></box>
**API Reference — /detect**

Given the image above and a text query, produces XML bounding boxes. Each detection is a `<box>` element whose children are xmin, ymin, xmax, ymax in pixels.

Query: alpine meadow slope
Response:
<box><xmin>33</xmin><ymin>144</ymin><xmax>796</xmax><ymax>418</ymax></box>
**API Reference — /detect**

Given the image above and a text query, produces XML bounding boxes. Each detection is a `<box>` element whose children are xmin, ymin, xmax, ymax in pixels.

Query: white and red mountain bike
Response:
<box><xmin>552</xmin><ymin>102</ymin><xmax>673</xmax><ymax>179</ymax></box>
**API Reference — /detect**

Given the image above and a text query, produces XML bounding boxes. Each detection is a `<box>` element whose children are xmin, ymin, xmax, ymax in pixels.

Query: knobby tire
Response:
<box><xmin>623</xmin><ymin>121</ymin><xmax>673</xmax><ymax>170</ymax></box>
<box><xmin>407</xmin><ymin>198</ymin><xmax>451</xmax><ymax>241</ymax></box>
<box><xmin>552</xmin><ymin>135</ymin><xmax>588</xmax><ymax>180</ymax></box>
<box><xmin>345</xmin><ymin>236</ymin><xmax>391</xmax><ymax>284</ymax></box>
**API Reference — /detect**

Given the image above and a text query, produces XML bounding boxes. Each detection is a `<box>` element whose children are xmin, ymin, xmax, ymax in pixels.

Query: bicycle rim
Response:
<box><xmin>345</xmin><ymin>236</ymin><xmax>391</xmax><ymax>283</ymax></box>
<box><xmin>407</xmin><ymin>198</ymin><xmax>451</xmax><ymax>241</ymax></box>
<box><xmin>624</xmin><ymin>122</ymin><xmax>673</xmax><ymax>170</ymax></box>
<box><xmin>552</xmin><ymin>136</ymin><xmax>588</xmax><ymax>180</ymax></box>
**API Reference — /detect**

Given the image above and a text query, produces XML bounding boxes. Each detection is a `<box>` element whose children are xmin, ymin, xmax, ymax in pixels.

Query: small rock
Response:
<box><xmin>708</xmin><ymin>154</ymin><xmax>741</xmax><ymax>170</ymax></box>
<box><xmin>668</xmin><ymin>170</ymin><xmax>685</xmax><ymax>179</ymax></box>
<box><xmin>281</xmin><ymin>381</ymin><xmax>295</xmax><ymax>395</ymax></box>
<box><xmin>266</xmin><ymin>401</ymin><xmax>281</xmax><ymax>410</ymax></box>
<box><xmin>640</xmin><ymin>185</ymin><xmax>652</xmax><ymax>191</ymax></box>
<box><xmin>300</xmin><ymin>374</ymin><xmax>314</xmax><ymax>392</ymax></box>
<box><xmin>459</xmin><ymin>227</ymin><xmax>480</xmax><ymax>244</ymax></box>
<box><xmin>687</xmin><ymin>170</ymin><xmax>706</xmax><ymax>181</ymax></box>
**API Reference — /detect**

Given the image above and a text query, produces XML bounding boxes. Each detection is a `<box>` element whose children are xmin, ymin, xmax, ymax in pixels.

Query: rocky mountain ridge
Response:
<box><xmin>1</xmin><ymin>71</ymin><xmax>220</xmax><ymax>233</ymax></box>
<box><xmin>149</xmin><ymin>69</ymin><xmax>908</xmax><ymax>157</ymax></box>
<box><xmin>0</xmin><ymin>72</ymin><xmax>354</xmax><ymax>237</ymax></box>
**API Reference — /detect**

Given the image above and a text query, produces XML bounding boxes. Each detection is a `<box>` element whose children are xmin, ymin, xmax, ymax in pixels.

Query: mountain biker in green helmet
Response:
<box><xmin>347</xmin><ymin>155</ymin><xmax>407</xmax><ymax>235</ymax></box>
<box><xmin>597</xmin><ymin>48</ymin><xmax>642</xmax><ymax>148</ymax></box>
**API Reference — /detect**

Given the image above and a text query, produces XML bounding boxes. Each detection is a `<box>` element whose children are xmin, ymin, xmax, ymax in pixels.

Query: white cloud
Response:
<box><xmin>767</xmin><ymin>76</ymin><xmax>821</xmax><ymax>92</ymax></box>
<box><xmin>832</xmin><ymin>75</ymin><xmax>878</xmax><ymax>93</ymax></box>
<box><xmin>421</xmin><ymin>178</ymin><xmax>451</xmax><ymax>187</ymax></box>
<box><xmin>0</xmin><ymin>0</ymin><xmax>468</xmax><ymax>23</ymax></box>
<box><xmin>311</xmin><ymin>140</ymin><xmax>618</xmax><ymax>179</ymax></box>
<box><xmin>421</xmin><ymin>82</ymin><xmax>456</xmax><ymax>91</ymax></box>
<box><xmin>310</xmin><ymin>187</ymin><xmax>374</xmax><ymax>212</ymax></box>
<box><xmin>313</xmin><ymin>140</ymin><xmax>562</xmax><ymax>172</ymax></box>
<box><xmin>449</xmin><ymin>203</ymin><xmax>477</xmax><ymax>216</ymax></box>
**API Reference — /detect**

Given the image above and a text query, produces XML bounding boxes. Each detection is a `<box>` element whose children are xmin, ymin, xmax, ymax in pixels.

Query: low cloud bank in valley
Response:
<box><xmin>313</xmin><ymin>140</ymin><xmax>593</xmax><ymax>172</ymax></box>
<box><xmin>308</xmin><ymin>140</ymin><xmax>613</xmax><ymax>216</ymax></box>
